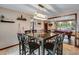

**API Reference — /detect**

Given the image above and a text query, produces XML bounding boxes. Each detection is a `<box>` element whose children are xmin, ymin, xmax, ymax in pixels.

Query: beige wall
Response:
<box><xmin>0</xmin><ymin>7</ymin><xmax>32</xmax><ymax>48</ymax></box>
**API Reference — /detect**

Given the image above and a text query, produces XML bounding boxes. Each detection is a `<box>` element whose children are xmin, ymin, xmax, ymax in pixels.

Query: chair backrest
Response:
<box><xmin>27</xmin><ymin>35</ymin><xmax>38</xmax><ymax>43</ymax></box>
<box><xmin>44</xmin><ymin>34</ymin><xmax>59</xmax><ymax>55</ymax></box>
<box><xmin>17</xmin><ymin>33</ymin><xmax>23</xmax><ymax>42</ymax></box>
<box><xmin>17</xmin><ymin>33</ymin><xmax>26</xmax><ymax>55</ymax></box>
<box><xmin>17</xmin><ymin>33</ymin><xmax>29</xmax><ymax>45</ymax></box>
<box><xmin>52</xmin><ymin>34</ymin><xmax>64</xmax><ymax>54</ymax></box>
<box><xmin>57</xmin><ymin>33</ymin><xmax>64</xmax><ymax>45</ymax></box>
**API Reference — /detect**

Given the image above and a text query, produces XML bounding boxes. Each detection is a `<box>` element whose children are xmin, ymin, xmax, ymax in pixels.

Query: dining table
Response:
<box><xmin>25</xmin><ymin>31</ymin><xmax>59</xmax><ymax>55</ymax></box>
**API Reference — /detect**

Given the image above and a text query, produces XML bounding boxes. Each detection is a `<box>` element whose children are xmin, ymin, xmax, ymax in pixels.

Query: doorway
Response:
<box><xmin>48</xmin><ymin>13</ymin><xmax>78</xmax><ymax>47</ymax></box>
<box><xmin>44</xmin><ymin>21</ymin><xmax>48</xmax><ymax>32</ymax></box>
<box><xmin>55</xmin><ymin>20</ymin><xmax>75</xmax><ymax>45</ymax></box>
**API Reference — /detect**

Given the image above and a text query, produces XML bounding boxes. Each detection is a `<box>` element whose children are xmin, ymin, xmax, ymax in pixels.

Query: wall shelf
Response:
<box><xmin>38</xmin><ymin>22</ymin><xmax>41</xmax><ymax>25</ymax></box>
<box><xmin>17</xmin><ymin>15</ymin><xmax>27</xmax><ymax>21</ymax></box>
<box><xmin>0</xmin><ymin>20</ymin><xmax>15</xmax><ymax>23</ymax></box>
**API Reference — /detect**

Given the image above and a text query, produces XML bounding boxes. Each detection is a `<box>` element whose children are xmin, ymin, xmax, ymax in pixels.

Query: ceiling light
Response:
<box><xmin>34</xmin><ymin>12</ymin><xmax>46</xmax><ymax>18</ymax></box>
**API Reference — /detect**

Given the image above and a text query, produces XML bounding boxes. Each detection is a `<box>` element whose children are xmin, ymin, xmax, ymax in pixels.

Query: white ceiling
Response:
<box><xmin>0</xmin><ymin>4</ymin><xmax>79</xmax><ymax>17</ymax></box>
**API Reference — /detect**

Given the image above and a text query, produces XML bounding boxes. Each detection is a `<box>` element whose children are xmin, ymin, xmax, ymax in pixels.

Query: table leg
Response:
<box><xmin>41</xmin><ymin>40</ymin><xmax>45</xmax><ymax>55</ymax></box>
<box><xmin>38</xmin><ymin>45</ymin><xmax>40</xmax><ymax>55</ymax></box>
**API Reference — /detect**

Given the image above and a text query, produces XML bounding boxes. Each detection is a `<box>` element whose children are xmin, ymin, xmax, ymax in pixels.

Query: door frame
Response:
<box><xmin>48</xmin><ymin>13</ymin><xmax>78</xmax><ymax>47</ymax></box>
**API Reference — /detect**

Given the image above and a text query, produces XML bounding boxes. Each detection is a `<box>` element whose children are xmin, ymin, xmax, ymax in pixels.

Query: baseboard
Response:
<box><xmin>0</xmin><ymin>43</ymin><xmax>19</xmax><ymax>50</ymax></box>
<box><xmin>75</xmin><ymin>45</ymin><xmax>79</xmax><ymax>48</ymax></box>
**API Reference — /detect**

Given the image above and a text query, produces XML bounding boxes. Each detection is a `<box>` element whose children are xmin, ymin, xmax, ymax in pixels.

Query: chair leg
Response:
<box><xmin>46</xmin><ymin>49</ymin><xmax>53</xmax><ymax>55</ymax></box>
<box><xmin>29</xmin><ymin>48</ymin><xmax>31</xmax><ymax>55</ymax></box>
<box><xmin>38</xmin><ymin>47</ymin><xmax>40</xmax><ymax>55</ymax></box>
<box><xmin>57</xmin><ymin>44</ymin><xmax>63</xmax><ymax>55</ymax></box>
<box><xmin>28</xmin><ymin>49</ymin><xmax>40</xmax><ymax>55</ymax></box>
<box><xmin>22</xmin><ymin>44</ymin><xmax>26</xmax><ymax>55</ymax></box>
<box><xmin>19</xmin><ymin>42</ymin><xmax>22</xmax><ymax>55</ymax></box>
<box><xmin>29</xmin><ymin>48</ymin><xmax>34</xmax><ymax>55</ymax></box>
<box><xmin>32</xmin><ymin>51</ymin><xmax>36</xmax><ymax>55</ymax></box>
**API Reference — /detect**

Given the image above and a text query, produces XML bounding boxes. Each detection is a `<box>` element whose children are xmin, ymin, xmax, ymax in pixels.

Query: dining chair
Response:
<box><xmin>27</xmin><ymin>35</ymin><xmax>40</xmax><ymax>55</ymax></box>
<box><xmin>17</xmin><ymin>33</ymin><xmax>29</xmax><ymax>55</ymax></box>
<box><xmin>17</xmin><ymin>33</ymin><xmax>22</xmax><ymax>55</ymax></box>
<box><xmin>44</xmin><ymin>34</ymin><xmax>64</xmax><ymax>55</ymax></box>
<box><xmin>56</xmin><ymin>34</ymin><xmax>64</xmax><ymax>55</ymax></box>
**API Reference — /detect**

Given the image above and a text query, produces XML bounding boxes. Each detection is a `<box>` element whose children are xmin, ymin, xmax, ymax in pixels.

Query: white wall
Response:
<box><xmin>0</xmin><ymin>7</ymin><xmax>31</xmax><ymax>48</ymax></box>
